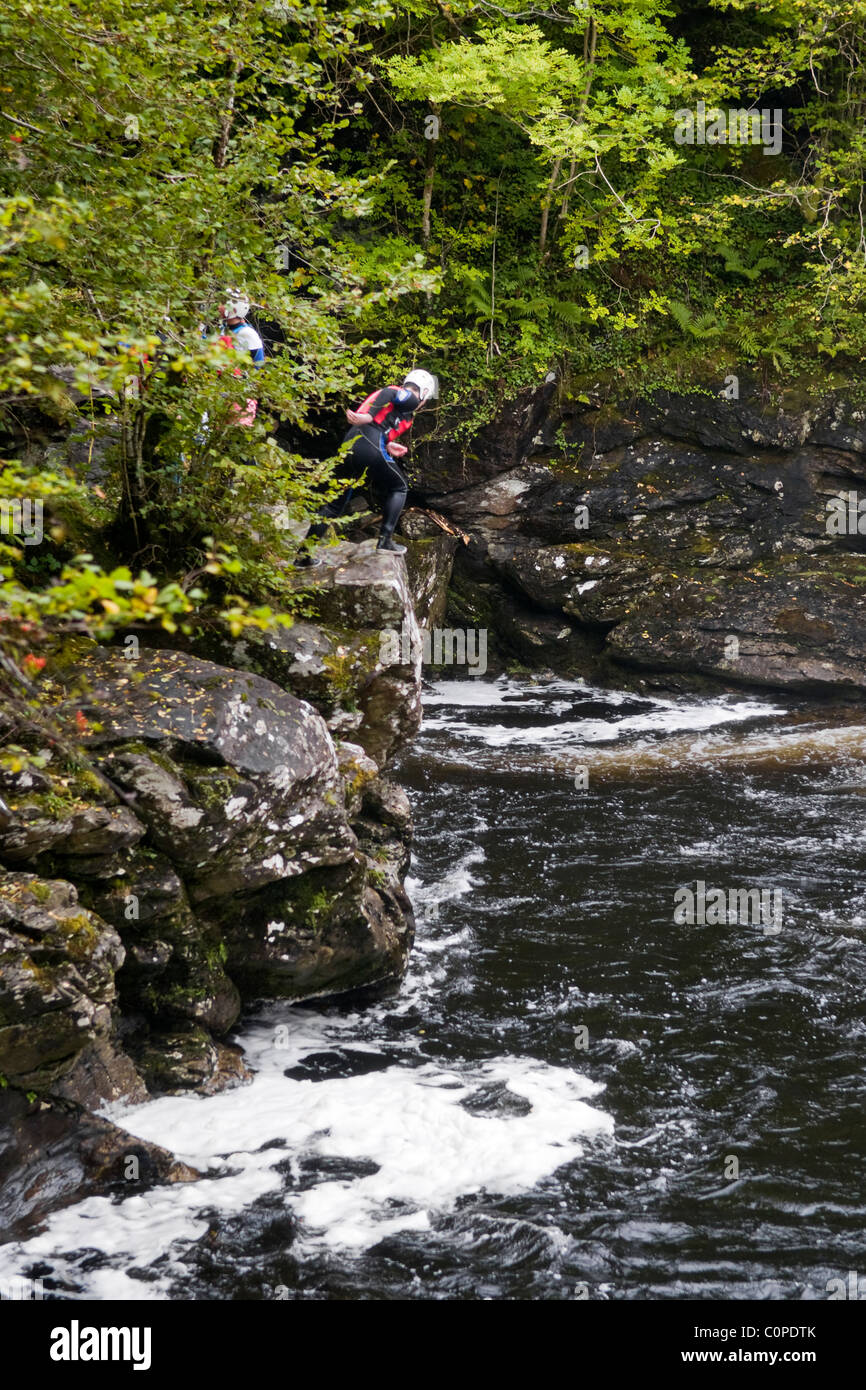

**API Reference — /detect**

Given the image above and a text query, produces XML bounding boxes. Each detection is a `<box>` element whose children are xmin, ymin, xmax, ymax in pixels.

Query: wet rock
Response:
<box><xmin>0</xmin><ymin>871</ymin><xmax>137</xmax><ymax>1098</ymax></box>
<box><xmin>0</xmin><ymin>1086</ymin><xmax>198</xmax><ymax>1244</ymax></box>
<box><xmin>132</xmin><ymin>1024</ymin><xmax>252</xmax><ymax>1097</ymax></box>
<box><xmin>419</xmin><ymin>379</ymin><xmax>866</xmax><ymax>695</ymax></box>
<box><xmin>206</xmin><ymin>850</ymin><xmax>413</xmax><ymax>1001</ymax></box>
<box><xmin>49</xmin><ymin>1035</ymin><xmax>148</xmax><ymax>1109</ymax></box>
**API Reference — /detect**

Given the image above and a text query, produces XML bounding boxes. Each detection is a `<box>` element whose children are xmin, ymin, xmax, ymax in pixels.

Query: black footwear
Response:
<box><xmin>376</xmin><ymin>537</ymin><xmax>406</xmax><ymax>554</ymax></box>
<box><xmin>294</xmin><ymin>552</ymin><xmax>323</xmax><ymax>568</ymax></box>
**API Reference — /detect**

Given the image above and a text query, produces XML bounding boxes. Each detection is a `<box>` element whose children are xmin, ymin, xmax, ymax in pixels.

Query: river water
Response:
<box><xmin>3</xmin><ymin>678</ymin><xmax>865</xmax><ymax>1300</ymax></box>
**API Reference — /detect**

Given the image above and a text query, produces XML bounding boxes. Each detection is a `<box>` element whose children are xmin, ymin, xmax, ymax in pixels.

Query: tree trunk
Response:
<box><xmin>538</xmin><ymin>156</ymin><xmax>563</xmax><ymax>262</ymax></box>
<box><xmin>213</xmin><ymin>58</ymin><xmax>242</xmax><ymax>170</ymax></box>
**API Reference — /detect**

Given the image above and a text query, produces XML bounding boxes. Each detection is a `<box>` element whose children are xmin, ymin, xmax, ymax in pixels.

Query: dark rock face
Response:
<box><xmin>0</xmin><ymin>872</ymin><xmax>139</xmax><ymax>1100</ymax></box>
<box><xmin>0</xmin><ymin>543</ymin><xmax>426</xmax><ymax>1160</ymax></box>
<box><xmin>414</xmin><ymin>381</ymin><xmax>866</xmax><ymax>693</ymax></box>
<box><xmin>412</xmin><ymin>373</ymin><xmax>559</xmax><ymax>495</ymax></box>
<box><xmin>402</xmin><ymin>531</ymin><xmax>461</xmax><ymax>631</ymax></box>
<box><xmin>0</xmin><ymin>1086</ymin><xmax>197</xmax><ymax>1244</ymax></box>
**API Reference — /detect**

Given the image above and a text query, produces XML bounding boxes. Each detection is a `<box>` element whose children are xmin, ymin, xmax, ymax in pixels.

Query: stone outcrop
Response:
<box><xmin>0</xmin><ymin>617</ymin><xmax>420</xmax><ymax>1106</ymax></box>
<box><xmin>0</xmin><ymin>541</ymin><xmax>439</xmax><ymax>1240</ymax></box>
<box><xmin>0</xmin><ymin>871</ymin><xmax>140</xmax><ymax>1102</ymax></box>
<box><xmin>413</xmin><ymin>379</ymin><xmax>866</xmax><ymax>694</ymax></box>
<box><xmin>139</xmin><ymin>541</ymin><xmax>426</xmax><ymax>767</ymax></box>
<box><xmin>0</xmin><ymin>1085</ymin><xmax>198</xmax><ymax>1244</ymax></box>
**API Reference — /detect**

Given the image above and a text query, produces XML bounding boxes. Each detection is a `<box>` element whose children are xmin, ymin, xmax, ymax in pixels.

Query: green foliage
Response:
<box><xmin>2</xmin><ymin>0</ymin><xmax>866</xmax><ymax>734</ymax></box>
<box><xmin>668</xmin><ymin>300</ymin><xmax>725</xmax><ymax>340</ymax></box>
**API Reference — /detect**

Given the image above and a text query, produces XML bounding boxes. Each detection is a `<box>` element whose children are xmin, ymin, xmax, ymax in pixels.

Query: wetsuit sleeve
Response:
<box><xmin>364</xmin><ymin>387</ymin><xmax>399</xmax><ymax>418</ymax></box>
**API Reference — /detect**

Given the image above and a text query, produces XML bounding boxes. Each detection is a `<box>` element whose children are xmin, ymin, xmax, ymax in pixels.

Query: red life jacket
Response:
<box><xmin>357</xmin><ymin>385</ymin><xmax>414</xmax><ymax>444</ymax></box>
<box><xmin>219</xmin><ymin>332</ymin><xmax>257</xmax><ymax>426</ymax></box>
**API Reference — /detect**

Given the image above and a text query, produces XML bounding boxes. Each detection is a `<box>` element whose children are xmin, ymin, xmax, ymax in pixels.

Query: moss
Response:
<box><xmin>54</xmin><ymin>912</ymin><xmax>101</xmax><ymax>960</ymax></box>
<box><xmin>340</xmin><ymin>756</ymin><xmax>377</xmax><ymax>802</ymax></box>
<box><xmin>44</xmin><ymin>634</ymin><xmax>99</xmax><ymax>673</ymax></box>
<box><xmin>75</xmin><ymin>768</ymin><xmax>105</xmax><ymax>798</ymax></box>
<box><xmin>15</xmin><ymin>957</ymin><xmax>55</xmax><ymax>989</ymax></box>
<box><xmin>279</xmin><ymin>872</ymin><xmax>341</xmax><ymax>935</ymax></box>
<box><xmin>12</xmin><ymin>789</ymin><xmax>78</xmax><ymax>821</ymax></box>
<box><xmin>446</xmin><ymin>571</ymin><xmax>497</xmax><ymax>630</ymax></box>
<box><xmin>688</xmin><ymin>534</ymin><xmax>718</xmax><ymax>556</ymax></box>
<box><xmin>205</xmin><ymin>940</ymin><xmax>228</xmax><ymax>971</ymax></box>
<box><xmin>321</xmin><ymin>630</ymin><xmax>381</xmax><ymax>709</ymax></box>
<box><xmin>183</xmin><ymin>765</ymin><xmax>242</xmax><ymax>810</ymax></box>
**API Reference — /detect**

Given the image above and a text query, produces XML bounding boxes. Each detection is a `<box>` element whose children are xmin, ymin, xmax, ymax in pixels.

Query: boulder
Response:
<box><xmin>0</xmin><ymin>871</ymin><xmax>141</xmax><ymax>1101</ymax></box>
<box><xmin>0</xmin><ymin>1086</ymin><xmax>197</xmax><ymax>1244</ymax></box>
<box><xmin>62</xmin><ymin>647</ymin><xmax>356</xmax><ymax>899</ymax></box>
<box><xmin>37</xmin><ymin>644</ymin><xmax>415</xmax><ymax>1019</ymax></box>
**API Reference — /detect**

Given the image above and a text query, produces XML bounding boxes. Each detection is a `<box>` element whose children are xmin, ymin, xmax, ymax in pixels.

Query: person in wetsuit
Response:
<box><xmin>300</xmin><ymin>369</ymin><xmax>438</xmax><ymax>561</ymax></box>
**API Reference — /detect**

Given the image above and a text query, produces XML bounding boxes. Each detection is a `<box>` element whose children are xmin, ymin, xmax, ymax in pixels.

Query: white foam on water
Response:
<box><xmin>422</xmin><ymin>706</ymin><xmax>783</xmax><ymax>750</ymax></box>
<box><xmin>284</xmin><ymin>1057</ymin><xmax>612</xmax><ymax>1249</ymax></box>
<box><xmin>406</xmin><ymin>845</ymin><xmax>484</xmax><ymax>914</ymax></box>
<box><xmin>0</xmin><ymin>839</ymin><xmax>614</xmax><ymax>1293</ymax></box>
<box><xmin>423</xmin><ymin>677</ymin><xmax>596</xmax><ymax>708</ymax></box>
<box><xmin>421</xmin><ymin>682</ymin><xmax>784</xmax><ymax>750</ymax></box>
<box><xmin>0</xmin><ymin>1049</ymin><xmax>612</xmax><ymax>1293</ymax></box>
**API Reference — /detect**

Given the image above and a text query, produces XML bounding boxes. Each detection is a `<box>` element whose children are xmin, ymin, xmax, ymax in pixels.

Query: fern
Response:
<box><xmin>465</xmin><ymin>283</ymin><xmax>493</xmax><ymax>319</ymax></box>
<box><xmin>717</xmin><ymin>240</ymin><xmax>780</xmax><ymax>281</ymax></box>
<box><xmin>668</xmin><ymin>299</ymin><xmax>724</xmax><ymax>339</ymax></box>
<box><xmin>549</xmin><ymin>300</ymin><xmax>585</xmax><ymax>325</ymax></box>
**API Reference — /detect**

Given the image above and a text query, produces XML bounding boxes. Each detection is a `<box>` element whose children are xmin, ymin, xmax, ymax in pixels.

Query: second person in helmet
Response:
<box><xmin>302</xmin><ymin>369</ymin><xmax>437</xmax><ymax>559</ymax></box>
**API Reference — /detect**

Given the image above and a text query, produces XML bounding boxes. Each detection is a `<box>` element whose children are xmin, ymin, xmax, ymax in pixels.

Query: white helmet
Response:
<box><xmin>221</xmin><ymin>289</ymin><xmax>250</xmax><ymax>320</ymax></box>
<box><xmin>403</xmin><ymin>368</ymin><xmax>438</xmax><ymax>405</ymax></box>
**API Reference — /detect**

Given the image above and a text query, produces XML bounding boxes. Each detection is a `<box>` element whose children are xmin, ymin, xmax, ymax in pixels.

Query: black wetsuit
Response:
<box><xmin>310</xmin><ymin>387</ymin><xmax>420</xmax><ymax>544</ymax></box>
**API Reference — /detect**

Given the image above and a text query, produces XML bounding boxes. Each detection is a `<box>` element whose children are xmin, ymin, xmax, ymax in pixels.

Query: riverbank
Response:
<box><xmin>0</xmin><ymin>542</ymin><xmax>432</xmax><ymax>1239</ymax></box>
<box><xmin>2</xmin><ymin>677</ymin><xmax>863</xmax><ymax>1297</ymax></box>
